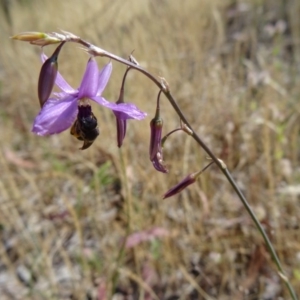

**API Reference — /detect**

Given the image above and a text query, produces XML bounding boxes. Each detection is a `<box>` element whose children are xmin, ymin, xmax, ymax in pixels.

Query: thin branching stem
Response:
<box><xmin>161</xmin><ymin>128</ymin><xmax>182</xmax><ymax>146</ymax></box>
<box><xmin>35</xmin><ymin>35</ymin><xmax>298</xmax><ymax>299</ymax></box>
<box><xmin>76</xmin><ymin>39</ymin><xmax>298</xmax><ymax>300</ymax></box>
<box><xmin>84</xmin><ymin>46</ymin><xmax>297</xmax><ymax>300</ymax></box>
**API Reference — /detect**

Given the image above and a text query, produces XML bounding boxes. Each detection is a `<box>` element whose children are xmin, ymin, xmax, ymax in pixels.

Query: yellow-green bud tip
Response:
<box><xmin>11</xmin><ymin>32</ymin><xmax>47</xmax><ymax>42</ymax></box>
<box><xmin>11</xmin><ymin>31</ymin><xmax>64</xmax><ymax>46</ymax></box>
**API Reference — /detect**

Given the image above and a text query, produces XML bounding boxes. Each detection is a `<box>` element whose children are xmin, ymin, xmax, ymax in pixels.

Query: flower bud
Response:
<box><xmin>163</xmin><ymin>173</ymin><xmax>197</xmax><ymax>199</ymax></box>
<box><xmin>38</xmin><ymin>42</ymin><xmax>65</xmax><ymax>107</ymax></box>
<box><xmin>11</xmin><ymin>32</ymin><xmax>47</xmax><ymax>42</ymax></box>
<box><xmin>11</xmin><ymin>31</ymin><xmax>63</xmax><ymax>46</ymax></box>
<box><xmin>163</xmin><ymin>162</ymin><xmax>214</xmax><ymax>199</ymax></box>
<box><xmin>149</xmin><ymin>91</ymin><xmax>168</xmax><ymax>173</ymax></box>
<box><xmin>114</xmin><ymin>112</ymin><xmax>127</xmax><ymax>148</ymax></box>
<box><xmin>149</xmin><ymin>115</ymin><xmax>163</xmax><ymax>161</ymax></box>
<box><xmin>113</xmin><ymin>68</ymin><xmax>129</xmax><ymax>148</ymax></box>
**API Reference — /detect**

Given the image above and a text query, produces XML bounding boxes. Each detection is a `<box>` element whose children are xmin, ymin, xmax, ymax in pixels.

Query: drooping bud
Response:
<box><xmin>70</xmin><ymin>105</ymin><xmax>99</xmax><ymax>150</ymax></box>
<box><xmin>163</xmin><ymin>162</ymin><xmax>214</xmax><ymax>199</ymax></box>
<box><xmin>149</xmin><ymin>114</ymin><xmax>163</xmax><ymax>160</ymax></box>
<box><xmin>115</xmin><ymin>112</ymin><xmax>127</xmax><ymax>148</ymax></box>
<box><xmin>38</xmin><ymin>42</ymin><xmax>65</xmax><ymax>108</ymax></box>
<box><xmin>163</xmin><ymin>173</ymin><xmax>197</xmax><ymax>199</ymax></box>
<box><xmin>149</xmin><ymin>90</ymin><xmax>168</xmax><ymax>173</ymax></box>
<box><xmin>113</xmin><ymin>67</ymin><xmax>131</xmax><ymax>148</ymax></box>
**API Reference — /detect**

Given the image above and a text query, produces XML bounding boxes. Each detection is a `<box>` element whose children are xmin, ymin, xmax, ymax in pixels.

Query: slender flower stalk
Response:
<box><xmin>86</xmin><ymin>40</ymin><xmax>298</xmax><ymax>299</ymax></box>
<box><xmin>12</xmin><ymin>31</ymin><xmax>298</xmax><ymax>299</ymax></box>
<box><xmin>161</xmin><ymin>128</ymin><xmax>182</xmax><ymax>147</ymax></box>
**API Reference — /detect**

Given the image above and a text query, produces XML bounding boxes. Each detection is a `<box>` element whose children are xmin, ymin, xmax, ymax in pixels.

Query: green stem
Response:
<box><xmin>76</xmin><ymin>37</ymin><xmax>297</xmax><ymax>299</ymax></box>
<box><xmin>110</xmin><ymin>149</ymin><xmax>132</xmax><ymax>296</ymax></box>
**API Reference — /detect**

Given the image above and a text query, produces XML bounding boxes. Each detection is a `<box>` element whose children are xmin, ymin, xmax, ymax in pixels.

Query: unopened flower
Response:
<box><xmin>114</xmin><ymin>81</ymin><xmax>127</xmax><ymax>148</ymax></box>
<box><xmin>11</xmin><ymin>32</ymin><xmax>47</xmax><ymax>42</ymax></box>
<box><xmin>113</xmin><ymin>67</ymin><xmax>131</xmax><ymax>148</ymax></box>
<box><xmin>149</xmin><ymin>90</ymin><xmax>168</xmax><ymax>173</ymax></box>
<box><xmin>163</xmin><ymin>162</ymin><xmax>214</xmax><ymax>199</ymax></box>
<box><xmin>32</xmin><ymin>55</ymin><xmax>146</xmax><ymax>137</ymax></box>
<box><xmin>11</xmin><ymin>31</ymin><xmax>64</xmax><ymax>46</ymax></box>
<box><xmin>114</xmin><ymin>111</ymin><xmax>127</xmax><ymax>148</ymax></box>
<box><xmin>163</xmin><ymin>173</ymin><xmax>197</xmax><ymax>199</ymax></box>
<box><xmin>38</xmin><ymin>42</ymin><xmax>65</xmax><ymax>108</ymax></box>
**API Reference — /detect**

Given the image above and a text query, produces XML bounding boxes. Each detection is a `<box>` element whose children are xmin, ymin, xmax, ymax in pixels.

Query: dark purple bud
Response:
<box><xmin>149</xmin><ymin>116</ymin><xmax>168</xmax><ymax>173</ymax></box>
<box><xmin>38</xmin><ymin>42</ymin><xmax>65</xmax><ymax>108</ymax></box>
<box><xmin>149</xmin><ymin>115</ymin><xmax>163</xmax><ymax>160</ymax></box>
<box><xmin>114</xmin><ymin>67</ymin><xmax>130</xmax><ymax>148</ymax></box>
<box><xmin>163</xmin><ymin>162</ymin><xmax>214</xmax><ymax>199</ymax></box>
<box><xmin>149</xmin><ymin>90</ymin><xmax>168</xmax><ymax>173</ymax></box>
<box><xmin>114</xmin><ymin>111</ymin><xmax>127</xmax><ymax>148</ymax></box>
<box><xmin>163</xmin><ymin>173</ymin><xmax>197</xmax><ymax>199</ymax></box>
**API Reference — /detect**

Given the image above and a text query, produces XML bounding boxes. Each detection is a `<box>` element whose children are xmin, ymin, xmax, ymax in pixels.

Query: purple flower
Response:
<box><xmin>32</xmin><ymin>54</ymin><xmax>147</xmax><ymax>136</ymax></box>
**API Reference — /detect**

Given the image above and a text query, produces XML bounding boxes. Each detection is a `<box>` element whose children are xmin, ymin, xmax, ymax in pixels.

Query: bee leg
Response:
<box><xmin>80</xmin><ymin>139</ymin><xmax>95</xmax><ymax>150</ymax></box>
<box><xmin>70</xmin><ymin>120</ymin><xmax>83</xmax><ymax>140</ymax></box>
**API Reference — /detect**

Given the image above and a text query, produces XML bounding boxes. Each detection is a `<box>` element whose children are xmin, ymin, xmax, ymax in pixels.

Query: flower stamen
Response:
<box><xmin>79</xmin><ymin>97</ymin><xmax>91</xmax><ymax>106</ymax></box>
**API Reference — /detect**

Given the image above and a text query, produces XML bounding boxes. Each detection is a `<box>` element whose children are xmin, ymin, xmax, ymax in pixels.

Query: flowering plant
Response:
<box><xmin>11</xmin><ymin>30</ymin><xmax>297</xmax><ymax>299</ymax></box>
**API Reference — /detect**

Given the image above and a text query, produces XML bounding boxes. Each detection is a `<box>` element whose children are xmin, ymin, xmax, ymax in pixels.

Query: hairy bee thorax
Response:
<box><xmin>70</xmin><ymin>103</ymin><xmax>99</xmax><ymax>150</ymax></box>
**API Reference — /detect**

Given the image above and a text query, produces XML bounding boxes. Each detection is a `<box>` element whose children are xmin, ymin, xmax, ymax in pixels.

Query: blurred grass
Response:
<box><xmin>0</xmin><ymin>0</ymin><xmax>300</xmax><ymax>299</ymax></box>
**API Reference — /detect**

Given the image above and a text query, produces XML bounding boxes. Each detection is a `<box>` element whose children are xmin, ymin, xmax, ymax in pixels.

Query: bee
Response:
<box><xmin>70</xmin><ymin>105</ymin><xmax>99</xmax><ymax>150</ymax></box>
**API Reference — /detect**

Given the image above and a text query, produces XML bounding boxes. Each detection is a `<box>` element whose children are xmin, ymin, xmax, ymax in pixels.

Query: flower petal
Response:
<box><xmin>97</xmin><ymin>62</ymin><xmax>112</xmax><ymax>95</ymax></box>
<box><xmin>78</xmin><ymin>58</ymin><xmax>99</xmax><ymax>98</ymax></box>
<box><xmin>55</xmin><ymin>71</ymin><xmax>77</xmax><ymax>94</ymax></box>
<box><xmin>32</xmin><ymin>95</ymin><xmax>78</xmax><ymax>135</ymax></box>
<box><xmin>41</xmin><ymin>52</ymin><xmax>76</xmax><ymax>94</ymax></box>
<box><xmin>53</xmin><ymin>91</ymin><xmax>71</xmax><ymax>99</ymax></box>
<box><xmin>152</xmin><ymin>155</ymin><xmax>168</xmax><ymax>173</ymax></box>
<box><xmin>91</xmin><ymin>96</ymin><xmax>147</xmax><ymax>120</ymax></box>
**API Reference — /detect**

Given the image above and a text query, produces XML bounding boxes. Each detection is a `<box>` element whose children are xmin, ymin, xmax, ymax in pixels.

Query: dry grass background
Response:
<box><xmin>0</xmin><ymin>0</ymin><xmax>300</xmax><ymax>299</ymax></box>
